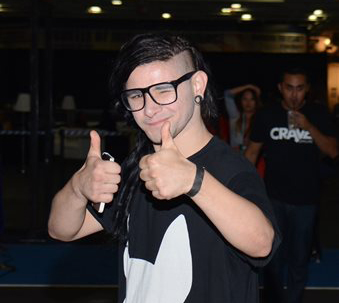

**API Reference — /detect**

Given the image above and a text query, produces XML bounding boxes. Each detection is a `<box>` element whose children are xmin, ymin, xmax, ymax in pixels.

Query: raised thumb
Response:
<box><xmin>87</xmin><ymin>130</ymin><xmax>102</xmax><ymax>158</ymax></box>
<box><xmin>161</xmin><ymin>121</ymin><xmax>175</xmax><ymax>149</ymax></box>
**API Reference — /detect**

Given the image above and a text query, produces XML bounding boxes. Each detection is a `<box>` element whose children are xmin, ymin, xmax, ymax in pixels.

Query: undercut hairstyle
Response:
<box><xmin>108</xmin><ymin>32</ymin><xmax>218</xmax><ymax>242</ymax></box>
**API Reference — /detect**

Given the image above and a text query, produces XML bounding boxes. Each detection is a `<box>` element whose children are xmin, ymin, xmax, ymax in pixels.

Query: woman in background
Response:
<box><xmin>224</xmin><ymin>84</ymin><xmax>265</xmax><ymax>177</ymax></box>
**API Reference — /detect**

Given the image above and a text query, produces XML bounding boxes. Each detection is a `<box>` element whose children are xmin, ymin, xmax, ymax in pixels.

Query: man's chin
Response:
<box><xmin>145</xmin><ymin>131</ymin><xmax>162</xmax><ymax>146</ymax></box>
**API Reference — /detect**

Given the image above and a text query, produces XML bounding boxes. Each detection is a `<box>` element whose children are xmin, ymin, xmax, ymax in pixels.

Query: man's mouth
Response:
<box><xmin>146</xmin><ymin>117</ymin><xmax>169</xmax><ymax>127</ymax></box>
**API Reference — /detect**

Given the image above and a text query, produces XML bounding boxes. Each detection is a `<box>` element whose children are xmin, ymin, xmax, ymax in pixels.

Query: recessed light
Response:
<box><xmin>241</xmin><ymin>14</ymin><xmax>252</xmax><ymax>21</ymax></box>
<box><xmin>324</xmin><ymin>38</ymin><xmax>331</xmax><ymax>46</ymax></box>
<box><xmin>112</xmin><ymin>0</ymin><xmax>122</xmax><ymax>5</ymax></box>
<box><xmin>308</xmin><ymin>14</ymin><xmax>317</xmax><ymax>21</ymax></box>
<box><xmin>162</xmin><ymin>13</ymin><xmax>171</xmax><ymax>19</ymax></box>
<box><xmin>231</xmin><ymin>3</ymin><xmax>241</xmax><ymax>9</ymax></box>
<box><xmin>221</xmin><ymin>8</ymin><xmax>232</xmax><ymax>14</ymax></box>
<box><xmin>87</xmin><ymin>6</ymin><xmax>102</xmax><ymax>14</ymax></box>
<box><xmin>313</xmin><ymin>9</ymin><xmax>323</xmax><ymax>16</ymax></box>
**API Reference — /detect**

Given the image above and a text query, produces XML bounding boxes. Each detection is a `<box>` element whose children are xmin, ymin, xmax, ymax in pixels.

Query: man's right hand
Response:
<box><xmin>71</xmin><ymin>130</ymin><xmax>121</xmax><ymax>205</ymax></box>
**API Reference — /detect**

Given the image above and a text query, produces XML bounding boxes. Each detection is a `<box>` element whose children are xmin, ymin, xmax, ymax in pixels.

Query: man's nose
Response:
<box><xmin>144</xmin><ymin>93</ymin><xmax>162</xmax><ymax>117</ymax></box>
<box><xmin>291</xmin><ymin>89</ymin><xmax>297</xmax><ymax>98</ymax></box>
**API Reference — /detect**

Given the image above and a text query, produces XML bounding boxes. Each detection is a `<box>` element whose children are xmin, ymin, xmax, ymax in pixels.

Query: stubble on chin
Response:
<box><xmin>146</xmin><ymin>126</ymin><xmax>176</xmax><ymax>149</ymax></box>
<box><xmin>144</xmin><ymin>129</ymin><xmax>162</xmax><ymax>146</ymax></box>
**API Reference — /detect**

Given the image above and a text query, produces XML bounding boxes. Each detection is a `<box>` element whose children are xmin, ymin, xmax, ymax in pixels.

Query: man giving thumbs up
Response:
<box><xmin>48</xmin><ymin>33</ymin><xmax>280</xmax><ymax>303</ymax></box>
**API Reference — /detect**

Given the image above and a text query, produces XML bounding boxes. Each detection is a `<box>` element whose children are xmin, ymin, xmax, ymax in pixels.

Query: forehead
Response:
<box><xmin>242</xmin><ymin>90</ymin><xmax>255</xmax><ymax>98</ymax></box>
<box><xmin>125</xmin><ymin>51</ymin><xmax>193</xmax><ymax>89</ymax></box>
<box><xmin>282</xmin><ymin>73</ymin><xmax>307</xmax><ymax>86</ymax></box>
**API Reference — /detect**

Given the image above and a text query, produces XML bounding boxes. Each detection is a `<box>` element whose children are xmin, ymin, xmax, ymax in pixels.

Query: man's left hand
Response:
<box><xmin>139</xmin><ymin>122</ymin><xmax>195</xmax><ymax>200</ymax></box>
<box><xmin>293</xmin><ymin>111</ymin><xmax>312</xmax><ymax>131</ymax></box>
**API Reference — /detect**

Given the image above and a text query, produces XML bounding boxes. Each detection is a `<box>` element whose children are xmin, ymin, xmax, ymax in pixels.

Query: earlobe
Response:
<box><xmin>192</xmin><ymin>71</ymin><xmax>208</xmax><ymax>96</ymax></box>
<box><xmin>194</xmin><ymin>95</ymin><xmax>203</xmax><ymax>104</ymax></box>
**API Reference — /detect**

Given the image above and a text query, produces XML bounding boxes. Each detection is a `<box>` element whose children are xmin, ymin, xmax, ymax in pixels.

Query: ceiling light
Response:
<box><xmin>221</xmin><ymin>8</ymin><xmax>232</xmax><ymax>14</ymax></box>
<box><xmin>324</xmin><ymin>38</ymin><xmax>331</xmax><ymax>46</ymax></box>
<box><xmin>241</xmin><ymin>14</ymin><xmax>252</xmax><ymax>21</ymax></box>
<box><xmin>112</xmin><ymin>0</ymin><xmax>122</xmax><ymax>5</ymax></box>
<box><xmin>311</xmin><ymin>36</ymin><xmax>335</xmax><ymax>52</ymax></box>
<box><xmin>308</xmin><ymin>14</ymin><xmax>317</xmax><ymax>21</ymax></box>
<box><xmin>87</xmin><ymin>6</ymin><xmax>102</xmax><ymax>14</ymax></box>
<box><xmin>231</xmin><ymin>3</ymin><xmax>241</xmax><ymax>9</ymax></box>
<box><xmin>313</xmin><ymin>9</ymin><xmax>323</xmax><ymax>16</ymax></box>
<box><xmin>162</xmin><ymin>13</ymin><xmax>171</xmax><ymax>19</ymax></box>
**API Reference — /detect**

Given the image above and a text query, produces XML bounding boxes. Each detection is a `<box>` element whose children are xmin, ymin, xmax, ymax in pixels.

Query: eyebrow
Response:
<box><xmin>286</xmin><ymin>83</ymin><xmax>305</xmax><ymax>89</ymax></box>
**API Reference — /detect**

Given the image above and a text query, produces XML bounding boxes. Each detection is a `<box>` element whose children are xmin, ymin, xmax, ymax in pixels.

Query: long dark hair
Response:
<box><xmin>234</xmin><ymin>88</ymin><xmax>261</xmax><ymax>134</ymax></box>
<box><xmin>108</xmin><ymin>32</ymin><xmax>218</xmax><ymax>242</ymax></box>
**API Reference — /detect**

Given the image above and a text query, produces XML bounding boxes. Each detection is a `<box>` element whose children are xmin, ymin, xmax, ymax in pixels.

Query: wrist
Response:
<box><xmin>304</xmin><ymin>122</ymin><xmax>315</xmax><ymax>132</ymax></box>
<box><xmin>70</xmin><ymin>172</ymin><xmax>88</xmax><ymax>206</ymax></box>
<box><xmin>186</xmin><ymin>165</ymin><xmax>205</xmax><ymax>198</ymax></box>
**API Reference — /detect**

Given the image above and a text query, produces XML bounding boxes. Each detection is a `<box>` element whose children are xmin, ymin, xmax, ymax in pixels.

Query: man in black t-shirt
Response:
<box><xmin>48</xmin><ymin>33</ymin><xmax>279</xmax><ymax>303</ymax></box>
<box><xmin>245</xmin><ymin>67</ymin><xmax>338</xmax><ymax>303</ymax></box>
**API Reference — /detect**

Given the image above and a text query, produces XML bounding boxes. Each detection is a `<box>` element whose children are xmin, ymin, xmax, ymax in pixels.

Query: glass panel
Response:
<box><xmin>150</xmin><ymin>83</ymin><xmax>176</xmax><ymax>104</ymax></box>
<box><xmin>123</xmin><ymin>90</ymin><xmax>144</xmax><ymax>110</ymax></box>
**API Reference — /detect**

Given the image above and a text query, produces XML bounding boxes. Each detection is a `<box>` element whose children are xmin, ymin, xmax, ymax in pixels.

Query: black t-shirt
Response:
<box><xmin>89</xmin><ymin>136</ymin><xmax>280</xmax><ymax>303</ymax></box>
<box><xmin>250</xmin><ymin>102</ymin><xmax>335</xmax><ymax>205</ymax></box>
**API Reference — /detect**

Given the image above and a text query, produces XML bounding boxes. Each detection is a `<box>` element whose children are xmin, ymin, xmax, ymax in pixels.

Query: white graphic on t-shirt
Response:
<box><xmin>123</xmin><ymin>215</ymin><xmax>192</xmax><ymax>303</ymax></box>
<box><xmin>270</xmin><ymin>127</ymin><xmax>313</xmax><ymax>143</ymax></box>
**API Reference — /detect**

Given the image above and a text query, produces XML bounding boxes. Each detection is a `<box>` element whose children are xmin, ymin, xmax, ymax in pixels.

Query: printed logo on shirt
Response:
<box><xmin>270</xmin><ymin>127</ymin><xmax>313</xmax><ymax>144</ymax></box>
<box><xmin>123</xmin><ymin>215</ymin><xmax>192</xmax><ymax>303</ymax></box>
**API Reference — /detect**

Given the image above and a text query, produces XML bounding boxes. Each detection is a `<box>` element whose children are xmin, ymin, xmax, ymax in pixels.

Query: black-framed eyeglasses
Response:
<box><xmin>120</xmin><ymin>71</ymin><xmax>197</xmax><ymax>112</ymax></box>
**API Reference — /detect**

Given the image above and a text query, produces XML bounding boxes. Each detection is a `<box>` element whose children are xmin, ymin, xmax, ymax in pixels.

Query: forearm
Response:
<box><xmin>244</xmin><ymin>147</ymin><xmax>259</xmax><ymax>165</ymax></box>
<box><xmin>228</xmin><ymin>84</ymin><xmax>252</xmax><ymax>96</ymax></box>
<box><xmin>224</xmin><ymin>91</ymin><xmax>239</xmax><ymax>119</ymax></box>
<box><xmin>308</xmin><ymin>125</ymin><xmax>338</xmax><ymax>158</ymax></box>
<box><xmin>192</xmin><ymin>171</ymin><xmax>274</xmax><ymax>257</ymax></box>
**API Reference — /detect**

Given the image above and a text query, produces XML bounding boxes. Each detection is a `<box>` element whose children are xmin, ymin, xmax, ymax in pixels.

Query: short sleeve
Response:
<box><xmin>87</xmin><ymin>199</ymin><xmax>116</xmax><ymax>233</ymax></box>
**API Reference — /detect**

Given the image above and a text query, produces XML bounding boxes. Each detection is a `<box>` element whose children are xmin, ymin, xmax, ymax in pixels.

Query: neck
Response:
<box><xmin>154</xmin><ymin>117</ymin><xmax>213</xmax><ymax>158</ymax></box>
<box><xmin>282</xmin><ymin>100</ymin><xmax>305</xmax><ymax>111</ymax></box>
<box><xmin>244</xmin><ymin>112</ymin><xmax>254</xmax><ymax>119</ymax></box>
<box><xmin>178</xmin><ymin>124</ymin><xmax>212</xmax><ymax>158</ymax></box>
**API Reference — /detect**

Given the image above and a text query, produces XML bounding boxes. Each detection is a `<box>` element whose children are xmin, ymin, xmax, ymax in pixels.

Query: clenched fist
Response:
<box><xmin>139</xmin><ymin>122</ymin><xmax>195</xmax><ymax>200</ymax></box>
<box><xmin>72</xmin><ymin>130</ymin><xmax>121</xmax><ymax>205</ymax></box>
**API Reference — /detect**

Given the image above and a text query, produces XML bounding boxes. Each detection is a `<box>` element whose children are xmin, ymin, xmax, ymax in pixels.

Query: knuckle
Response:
<box><xmin>90</xmin><ymin>193</ymin><xmax>100</xmax><ymax>202</ymax></box>
<box><xmin>149</xmin><ymin>170</ymin><xmax>157</xmax><ymax>179</ymax></box>
<box><xmin>139</xmin><ymin>170</ymin><xmax>145</xmax><ymax>181</ymax></box>
<box><xmin>147</xmin><ymin>155</ymin><xmax>157</xmax><ymax>166</ymax></box>
<box><xmin>107</xmin><ymin>194</ymin><xmax>114</xmax><ymax>202</ymax></box>
<box><xmin>115</xmin><ymin>164</ymin><xmax>122</xmax><ymax>174</ymax></box>
<box><xmin>145</xmin><ymin>181</ymin><xmax>153</xmax><ymax>191</ymax></box>
<box><xmin>155</xmin><ymin>178</ymin><xmax>163</xmax><ymax>189</ymax></box>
